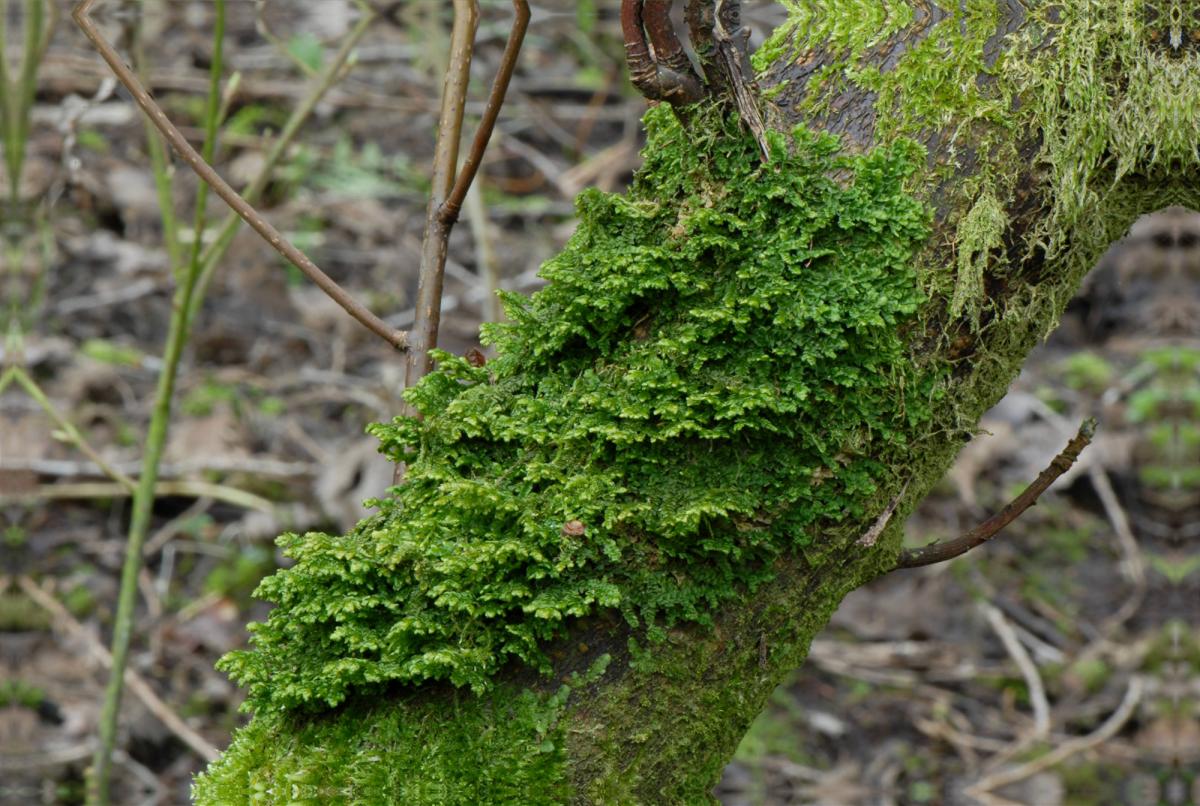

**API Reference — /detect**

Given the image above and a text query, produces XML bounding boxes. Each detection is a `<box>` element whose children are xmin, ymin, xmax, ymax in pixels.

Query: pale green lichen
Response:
<box><xmin>765</xmin><ymin>0</ymin><xmax>1200</xmax><ymax>332</ymax></box>
<box><xmin>752</xmin><ymin>0</ymin><xmax>916</xmax><ymax>73</ymax></box>
<box><xmin>951</xmin><ymin>189</ymin><xmax>1006</xmax><ymax>328</ymax></box>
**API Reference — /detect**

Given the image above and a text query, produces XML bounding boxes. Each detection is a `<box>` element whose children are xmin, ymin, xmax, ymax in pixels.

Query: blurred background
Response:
<box><xmin>1</xmin><ymin>2</ymin><xmax>1196</xmax><ymax>803</ymax></box>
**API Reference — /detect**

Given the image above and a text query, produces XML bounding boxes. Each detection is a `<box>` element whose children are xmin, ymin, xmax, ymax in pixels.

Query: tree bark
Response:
<box><xmin>196</xmin><ymin>3</ymin><xmax>1195</xmax><ymax>802</ymax></box>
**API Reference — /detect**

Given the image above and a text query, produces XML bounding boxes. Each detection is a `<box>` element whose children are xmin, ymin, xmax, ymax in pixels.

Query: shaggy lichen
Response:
<box><xmin>763</xmin><ymin>0</ymin><xmax>1200</xmax><ymax>316</ymax></box>
<box><xmin>214</xmin><ymin>105</ymin><xmax>938</xmax><ymax>715</ymax></box>
<box><xmin>951</xmin><ymin>189</ymin><xmax>1006</xmax><ymax>328</ymax></box>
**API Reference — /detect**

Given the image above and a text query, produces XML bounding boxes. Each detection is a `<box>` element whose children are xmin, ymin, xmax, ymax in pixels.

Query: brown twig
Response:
<box><xmin>621</xmin><ymin>0</ymin><xmax>658</xmax><ymax>99</ymax></box>
<box><xmin>642</xmin><ymin>0</ymin><xmax>704</xmax><ymax>96</ymax></box>
<box><xmin>1023</xmin><ymin>399</ymin><xmax>1148</xmax><ymax>643</ymax></box>
<box><xmin>895</xmin><ymin>419</ymin><xmax>1096</xmax><ymax>570</ymax></box>
<box><xmin>621</xmin><ymin>0</ymin><xmax>705</xmax><ymax>105</ymax></box>
<box><xmin>440</xmin><ymin>0</ymin><xmax>530</xmax><ymax>226</ymax></box>
<box><xmin>71</xmin><ymin>0</ymin><xmax>408</xmax><ymax>351</ymax></box>
<box><xmin>402</xmin><ymin>0</ymin><xmax>478</xmax><ymax>402</ymax></box>
<box><xmin>398</xmin><ymin>0</ymin><xmax>528</xmax><ymax>481</ymax></box>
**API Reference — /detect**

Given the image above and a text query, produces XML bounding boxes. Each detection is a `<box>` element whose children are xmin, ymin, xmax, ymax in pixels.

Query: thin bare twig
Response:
<box><xmin>10</xmin><ymin>367</ymin><xmax>136</xmax><ymax>493</ymax></box>
<box><xmin>188</xmin><ymin>4</ymin><xmax>379</xmax><ymax>327</ymax></box>
<box><xmin>398</xmin><ymin>0</ymin><xmax>528</xmax><ymax>480</ymax></box>
<box><xmin>402</xmin><ymin>0</ymin><xmax>478</xmax><ymax>405</ymax></box>
<box><xmin>1024</xmin><ymin>397</ymin><xmax>1146</xmax><ymax>630</ymax></box>
<box><xmin>0</xmin><ymin>742</ymin><xmax>93</xmax><ymax>771</ymax></box>
<box><xmin>1088</xmin><ymin>464</ymin><xmax>1146</xmax><ymax>586</ymax></box>
<box><xmin>440</xmin><ymin>0</ymin><xmax>530</xmax><ymax>225</ymax></box>
<box><xmin>896</xmin><ymin>419</ymin><xmax>1096</xmax><ymax>569</ymax></box>
<box><xmin>71</xmin><ymin>0</ymin><xmax>407</xmax><ymax>351</ymax></box>
<box><xmin>1</xmin><ymin>479</ymin><xmax>275</xmax><ymax>512</ymax></box>
<box><xmin>464</xmin><ymin>181</ymin><xmax>502</xmax><ymax>323</ymax></box>
<box><xmin>983</xmin><ymin>603</ymin><xmax>1050</xmax><ymax>739</ymax></box>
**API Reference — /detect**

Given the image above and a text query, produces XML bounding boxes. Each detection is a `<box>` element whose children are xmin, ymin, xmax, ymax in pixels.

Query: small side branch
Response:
<box><xmin>71</xmin><ymin>0</ymin><xmax>408</xmax><ymax>352</ymax></box>
<box><xmin>642</xmin><ymin>0</ymin><xmax>705</xmax><ymax>102</ymax></box>
<box><xmin>895</xmin><ymin>418</ymin><xmax>1096</xmax><ymax>570</ymax></box>
<box><xmin>623</xmin><ymin>0</ymin><xmax>768</xmax><ymax>158</ymax></box>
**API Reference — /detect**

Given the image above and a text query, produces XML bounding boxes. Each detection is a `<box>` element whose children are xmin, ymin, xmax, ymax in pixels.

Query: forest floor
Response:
<box><xmin>2</xmin><ymin>2</ymin><xmax>1196</xmax><ymax>804</ymax></box>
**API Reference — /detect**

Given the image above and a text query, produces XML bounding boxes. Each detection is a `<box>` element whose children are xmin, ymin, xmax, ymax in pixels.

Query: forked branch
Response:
<box><xmin>621</xmin><ymin>0</ymin><xmax>705</xmax><ymax>105</ymax></box>
<box><xmin>71</xmin><ymin>0</ymin><xmax>408</xmax><ymax>351</ymax></box>
<box><xmin>396</xmin><ymin>1</ymin><xmax>529</xmax><ymax>483</ymax></box>
<box><xmin>621</xmin><ymin>0</ymin><xmax>769</xmax><ymax>158</ymax></box>
<box><xmin>404</xmin><ymin>1</ymin><xmax>528</xmax><ymax>366</ymax></box>
<box><xmin>440</xmin><ymin>0</ymin><xmax>530</xmax><ymax>226</ymax></box>
<box><xmin>402</xmin><ymin>0</ymin><xmax>479</xmax><ymax>396</ymax></box>
<box><xmin>895</xmin><ymin>418</ymin><xmax>1096</xmax><ymax>570</ymax></box>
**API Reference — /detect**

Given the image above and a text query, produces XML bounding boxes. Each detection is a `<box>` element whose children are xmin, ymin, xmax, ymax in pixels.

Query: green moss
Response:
<box><xmin>194</xmin><ymin>660</ymin><xmax>606</xmax><ymax>805</ymax></box>
<box><xmin>216</xmin><ymin>105</ymin><xmax>938</xmax><ymax>715</ymax></box>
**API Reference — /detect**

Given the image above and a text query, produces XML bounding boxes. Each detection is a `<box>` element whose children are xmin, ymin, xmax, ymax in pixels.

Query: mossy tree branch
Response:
<box><xmin>197</xmin><ymin>3</ymin><xmax>1196</xmax><ymax>802</ymax></box>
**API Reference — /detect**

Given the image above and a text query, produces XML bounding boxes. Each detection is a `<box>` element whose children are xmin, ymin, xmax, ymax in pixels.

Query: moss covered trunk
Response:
<box><xmin>197</xmin><ymin>3</ymin><xmax>1200</xmax><ymax>802</ymax></box>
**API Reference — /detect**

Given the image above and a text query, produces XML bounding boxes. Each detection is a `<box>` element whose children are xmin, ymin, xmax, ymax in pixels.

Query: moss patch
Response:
<box><xmin>214</xmin><ymin>105</ymin><xmax>938</xmax><ymax>715</ymax></box>
<box><xmin>194</xmin><ymin>656</ymin><xmax>609</xmax><ymax>805</ymax></box>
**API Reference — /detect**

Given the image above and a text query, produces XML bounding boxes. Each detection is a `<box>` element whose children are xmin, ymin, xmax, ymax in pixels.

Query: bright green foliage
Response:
<box><xmin>217</xmin><ymin>106</ymin><xmax>937</xmax><ymax>714</ymax></box>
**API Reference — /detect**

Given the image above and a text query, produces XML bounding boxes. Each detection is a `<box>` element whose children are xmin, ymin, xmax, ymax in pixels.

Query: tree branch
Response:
<box><xmin>71</xmin><ymin>0</ymin><xmax>408</xmax><ymax>352</ymax></box>
<box><xmin>402</xmin><ymin>0</ymin><xmax>478</xmax><ymax>395</ymax></box>
<box><xmin>895</xmin><ymin>418</ymin><xmax>1096</xmax><ymax>570</ymax></box>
